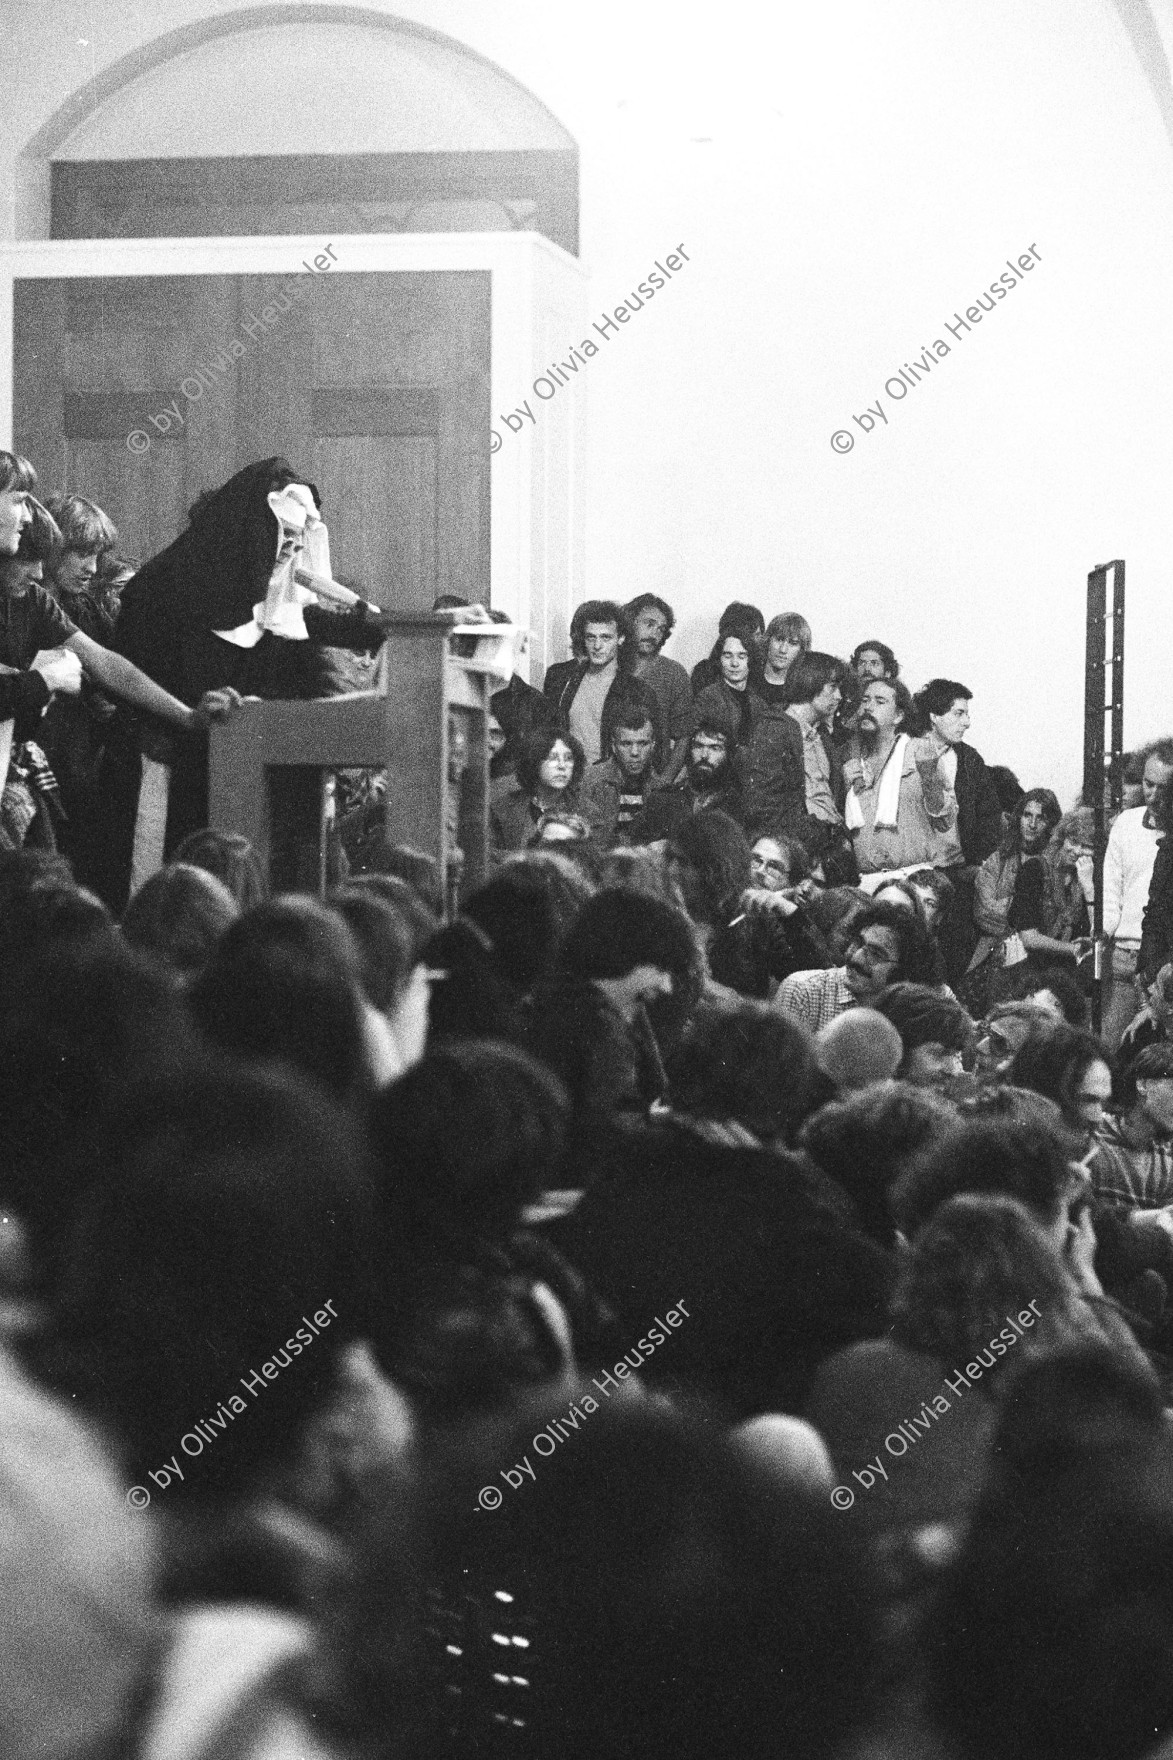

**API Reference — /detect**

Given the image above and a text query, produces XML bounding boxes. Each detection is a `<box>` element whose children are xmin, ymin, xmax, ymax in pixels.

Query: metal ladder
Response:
<box><xmin>1083</xmin><ymin>560</ymin><xmax>1125</xmax><ymax>1032</ymax></box>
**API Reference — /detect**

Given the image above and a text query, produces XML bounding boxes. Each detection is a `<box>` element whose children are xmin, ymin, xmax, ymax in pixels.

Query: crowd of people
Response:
<box><xmin>5</xmin><ymin>448</ymin><xmax>1173</xmax><ymax>1758</ymax></box>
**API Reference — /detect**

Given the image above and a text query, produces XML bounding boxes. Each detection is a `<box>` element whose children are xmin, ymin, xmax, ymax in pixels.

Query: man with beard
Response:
<box><xmin>631</xmin><ymin>714</ymin><xmax>743</xmax><ymax>841</ymax></box>
<box><xmin>843</xmin><ymin>677</ymin><xmax>956</xmax><ymax>888</ymax></box>
<box><xmin>775</xmin><ymin>899</ymin><xmax>937</xmax><ymax>1034</ymax></box>
<box><xmin>623</xmin><ymin>593</ymin><xmax>692</xmax><ymax>774</ymax></box>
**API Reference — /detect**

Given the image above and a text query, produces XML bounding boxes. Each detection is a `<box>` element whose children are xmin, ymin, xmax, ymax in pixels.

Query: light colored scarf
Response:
<box><xmin>214</xmin><ymin>484</ymin><xmax>331</xmax><ymax>648</ymax></box>
<box><xmin>845</xmin><ymin>733</ymin><xmax>908</xmax><ymax>831</ymax></box>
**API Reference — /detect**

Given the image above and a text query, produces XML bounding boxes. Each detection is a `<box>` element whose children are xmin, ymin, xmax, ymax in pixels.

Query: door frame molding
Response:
<box><xmin>0</xmin><ymin>229</ymin><xmax>586</xmax><ymax>678</ymax></box>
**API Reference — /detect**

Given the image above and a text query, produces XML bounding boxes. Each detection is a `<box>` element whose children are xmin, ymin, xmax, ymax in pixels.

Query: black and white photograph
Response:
<box><xmin>4</xmin><ymin>3</ymin><xmax>1173</xmax><ymax>1756</ymax></box>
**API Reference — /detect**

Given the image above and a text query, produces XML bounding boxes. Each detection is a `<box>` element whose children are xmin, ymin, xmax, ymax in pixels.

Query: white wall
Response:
<box><xmin>4</xmin><ymin>0</ymin><xmax>1173</xmax><ymax>801</ymax></box>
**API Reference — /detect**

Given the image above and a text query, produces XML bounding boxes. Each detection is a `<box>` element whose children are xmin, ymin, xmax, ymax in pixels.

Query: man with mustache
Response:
<box><xmin>623</xmin><ymin>593</ymin><xmax>692</xmax><ymax>775</ymax></box>
<box><xmin>843</xmin><ymin>677</ymin><xmax>956</xmax><ymax>888</ymax></box>
<box><xmin>775</xmin><ymin>899</ymin><xmax>937</xmax><ymax>1034</ymax></box>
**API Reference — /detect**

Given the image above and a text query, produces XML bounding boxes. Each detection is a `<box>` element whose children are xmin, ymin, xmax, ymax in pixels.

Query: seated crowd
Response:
<box><xmin>7</xmin><ymin>451</ymin><xmax>1173</xmax><ymax>1758</ymax></box>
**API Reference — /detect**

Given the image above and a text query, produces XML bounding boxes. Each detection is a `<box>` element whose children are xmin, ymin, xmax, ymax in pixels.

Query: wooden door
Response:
<box><xmin>13</xmin><ymin>269</ymin><xmax>490</xmax><ymax>609</ymax></box>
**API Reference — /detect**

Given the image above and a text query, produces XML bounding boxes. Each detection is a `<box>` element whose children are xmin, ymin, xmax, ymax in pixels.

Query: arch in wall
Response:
<box><xmin>16</xmin><ymin>4</ymin><xmax>577</xmax><ymax>242</ymax></box>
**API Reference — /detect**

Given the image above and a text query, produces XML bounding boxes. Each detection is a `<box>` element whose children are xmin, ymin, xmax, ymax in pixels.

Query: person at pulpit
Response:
<box><xmin>89</xmin><ymin>457</ymin><xmax>407</xmax><ymax>910</ymax></box>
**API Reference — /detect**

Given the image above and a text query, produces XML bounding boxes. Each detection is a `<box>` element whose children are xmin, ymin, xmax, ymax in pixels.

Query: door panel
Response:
<box><xmin>315</xmin><ymin>435</ymin><xmax>437</xmax><ymax>609</ymax></box>
<box><xmin>13</xmin><ymin>268</ymin><xmax>490</xmax><ymax>611</ymax></box>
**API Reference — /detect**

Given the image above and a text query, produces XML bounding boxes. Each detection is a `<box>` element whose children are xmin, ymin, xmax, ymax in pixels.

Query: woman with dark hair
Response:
<box><xmin>807</xmin><ymin>1194</ymin><xmax>1139</xmax><ymax>1541</ymax></box>
<box><xmin>1005</xmin><ymin>1023</ymin><xmax>1114</xmax><ymax>1155</ymax></box>
<box><xmin>491</xmin><ymin>725</ymin><xmax>586</xmax><ymax>852</ymax></box>
<box><xmin>963</xmin><ymin>787</ymin><xmax>1071</xmax><ymax>1011</ymax></box>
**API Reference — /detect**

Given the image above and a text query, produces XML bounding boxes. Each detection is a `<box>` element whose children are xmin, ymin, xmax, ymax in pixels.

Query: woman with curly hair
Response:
<box><xmin>490</xmin><ymin>724</ymin><xmax>586</xmax><ymax>853</ymax></box>
<box><xmin>807</xmin><ymin>1193</ymin><xmax>1140</xmax><ymax>1538</ymax></box>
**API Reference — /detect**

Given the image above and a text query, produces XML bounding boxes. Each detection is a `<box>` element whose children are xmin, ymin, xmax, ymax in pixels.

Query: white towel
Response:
<box><xmin>844</xmin><ymin>734</ymin><xmax>908</xmax><ymax>832</ymax></box>
<box><xmin>213</xmin><ymin>483</ymin><xmax>330</xmax><ymax>648</ymax></box>
<box><xmin>0</xmin><ymin>719</ymin><xmax>13</xmax><ymax>800</ymax></box>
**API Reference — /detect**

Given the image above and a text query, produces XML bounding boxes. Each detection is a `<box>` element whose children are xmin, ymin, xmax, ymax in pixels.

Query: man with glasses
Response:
<box><xmin>774</xmin><ymin>899</ymin><xmax>937</xmax><ymax>1034</ymax></box>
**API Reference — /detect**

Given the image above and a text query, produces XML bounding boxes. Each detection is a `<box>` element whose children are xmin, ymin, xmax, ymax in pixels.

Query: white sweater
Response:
<box><xmin>1103</xmin><ymin>807</ymin><xmax>1162</xmax><ymax>942</ymax></box>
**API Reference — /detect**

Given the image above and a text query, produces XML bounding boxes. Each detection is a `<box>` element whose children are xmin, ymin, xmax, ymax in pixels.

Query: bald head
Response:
<box><xmin>815</xmin><ymin>1008</ymin><xmax>903</xmax><ymax>1092</ymax></box>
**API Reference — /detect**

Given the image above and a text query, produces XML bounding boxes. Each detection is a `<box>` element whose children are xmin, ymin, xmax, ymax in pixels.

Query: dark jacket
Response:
<box><xmin>490</xmin><ymin>674</ymin><xmax>556</xmax><ymax>779</ymax></box>
<box><xmin>743</xmin><ymin>693</ymin><xmax>844</xmax><ymax>833</ymax></box>
<box><xmin>542</xmin><ymin>661</ymin><xmax>665</xmax><ymax>762</ymax></box>
<box><xmin>953</xmin><ymin>741</ymin><xmax>1003</xmax><ymax>866</ymax></box>
<box><xmin>692</xmin><ymin>680</ymin><xmax>752</xmax><ymax>747</ymax></box>
<box><xmin>708</xmin><ymin>902</ymin><xmax>837</xmax><ymax>999</ymax></box>
<box><xmin>631</xmin><ymin>774</ymin><xmax>745</xmax><ymax>842</ymax></box>
<box><xmin>490</xmin><ymin>784</ymin><xmax>544</xmax><ymax>853</ymax></box>
<box><xmin>579</xmin><ymin>757</ymin><xmax>659</xmax><ymax>848</ymax></box>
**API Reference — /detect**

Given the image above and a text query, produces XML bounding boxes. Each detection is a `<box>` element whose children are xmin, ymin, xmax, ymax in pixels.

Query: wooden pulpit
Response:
<box><xmin>208</xmin><ymin>618</ymin><xmax>509</xmax><ymax>903</ymax></box>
